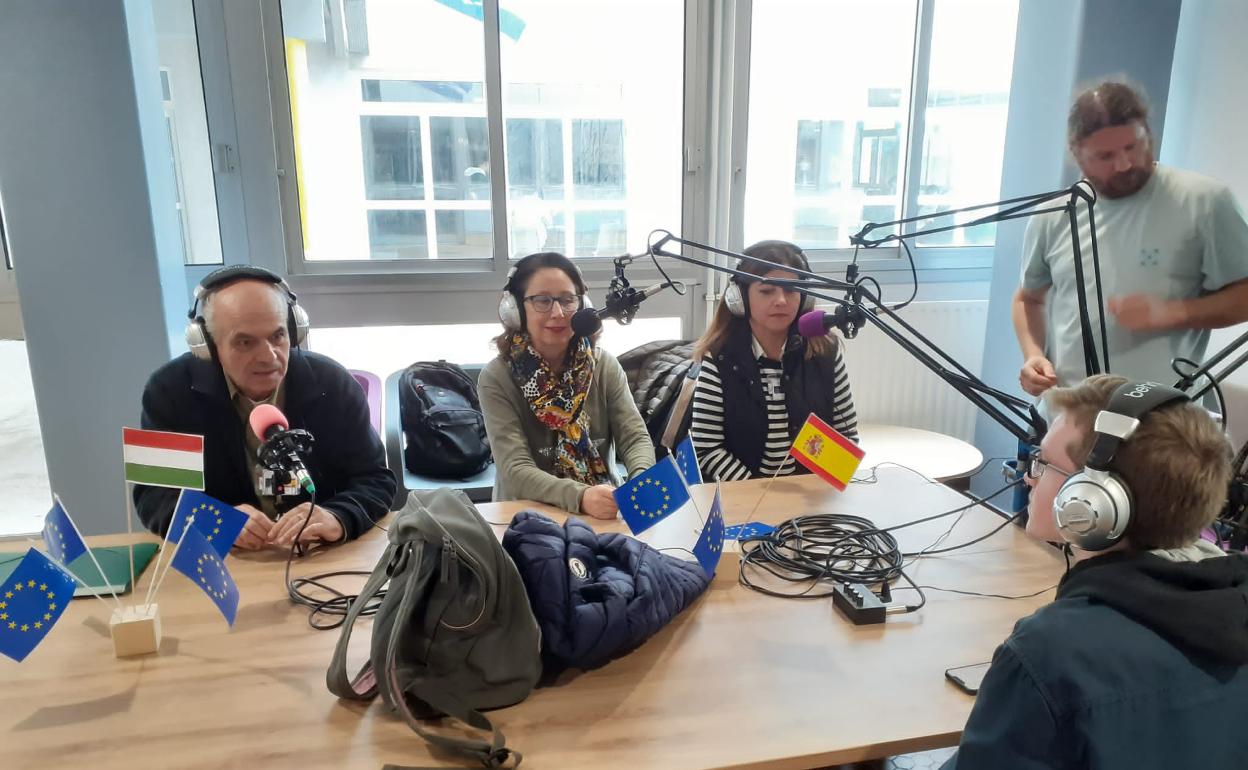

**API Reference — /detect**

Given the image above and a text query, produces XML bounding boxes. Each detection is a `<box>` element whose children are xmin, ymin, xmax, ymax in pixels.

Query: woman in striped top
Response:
<box><xmin>690</xmin><ymin>241</ymin><xmax>858</xmax><ymax>482</ymax></box>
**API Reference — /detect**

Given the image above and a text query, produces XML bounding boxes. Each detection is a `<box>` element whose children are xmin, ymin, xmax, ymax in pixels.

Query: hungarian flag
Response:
<box><xmin>122</xmin><ymin>428</ymin><xmax>205</xmax><ymax>490</ymax></box>
<box><xmin>788</xmin><ymin>413</ymin><xmax>864</xmax><ymax>491</ymax></box>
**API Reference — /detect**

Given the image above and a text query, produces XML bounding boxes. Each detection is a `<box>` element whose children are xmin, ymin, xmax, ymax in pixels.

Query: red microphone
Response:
<box><xmin>248</xmin><ymin>404</ymin><xmax>316</xmax><ymax>494</ymax></box>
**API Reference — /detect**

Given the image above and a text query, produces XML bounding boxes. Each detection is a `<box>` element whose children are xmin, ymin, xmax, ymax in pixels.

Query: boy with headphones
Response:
<box><xmin>943</xmin><ymin>374</ymin><xmax>1248</xmax><ymax>769</ymax></box>
<box><xmin>133</xmin><ymin>266</ymin><xmax>395</xmax><ymax>550</ymax></box>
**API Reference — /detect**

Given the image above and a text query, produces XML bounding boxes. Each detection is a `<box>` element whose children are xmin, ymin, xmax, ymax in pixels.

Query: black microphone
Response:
<box><xmin>571</xmin><ymin>281</ymin><xmax>669</xmax><ymax>336</ymax></box>
<box><xmin>249</xmin><ymin>404</ymin><xmax>317</xmax><ymax>494</ymax></box>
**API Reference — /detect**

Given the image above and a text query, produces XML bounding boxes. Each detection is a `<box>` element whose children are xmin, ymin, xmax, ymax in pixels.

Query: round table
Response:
<box><xmin>855</xmin><ymin>423</ymin><xmax>984</xmax><ymax>487</ymax></box>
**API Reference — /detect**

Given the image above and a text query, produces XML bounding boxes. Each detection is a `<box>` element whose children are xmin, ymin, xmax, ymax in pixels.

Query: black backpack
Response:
<box><xmin>400</xmin><ymin>362</ymin><xmax>491</xmax><ymax>478</ymax></box>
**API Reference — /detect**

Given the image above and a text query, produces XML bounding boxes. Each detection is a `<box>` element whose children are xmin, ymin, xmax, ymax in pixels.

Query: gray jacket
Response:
<box><xmin>479</xmin><ymin>348</ymin><xmax>655</xmax><ymax>512</ymax></box>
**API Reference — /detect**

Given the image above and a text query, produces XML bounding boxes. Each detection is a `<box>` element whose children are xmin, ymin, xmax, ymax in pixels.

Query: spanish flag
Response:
<box><xmin>788</xmin><ymin>413</ymin><xmax>864</xmax><ymax>491</ymax></box>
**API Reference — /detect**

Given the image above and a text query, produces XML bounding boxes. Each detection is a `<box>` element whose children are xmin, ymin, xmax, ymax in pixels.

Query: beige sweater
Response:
<box><xmin>479</xmin><ymin>348</ymin><xmax>655</xmax><ymax>512</ymax></box>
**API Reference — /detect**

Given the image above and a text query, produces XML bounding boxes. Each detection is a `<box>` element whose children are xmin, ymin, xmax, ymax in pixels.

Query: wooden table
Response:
<box><xmin>0</xmin><ymin>469</ymin><xmax>1062</xmax><ymax>769</ymax></box>
<box><xmin>856</xmin><ymin>424</ymin><xmax>985</xmax><ymax>489</ymax></box>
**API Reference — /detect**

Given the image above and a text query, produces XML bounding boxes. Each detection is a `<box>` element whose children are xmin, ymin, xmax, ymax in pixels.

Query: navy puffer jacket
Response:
<box><xmin>502</xmin><ymin>510</ymin><xmax>711</xmax><ymax>675</ymax></box>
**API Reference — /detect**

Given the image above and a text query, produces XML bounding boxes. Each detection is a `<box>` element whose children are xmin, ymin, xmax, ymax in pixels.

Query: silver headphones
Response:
<box><xmin>186</xmin><ymin>265</ymin><xmax>309</xmax><ymax>361</ymax></box>
<box><xmin>498</xmin><ymin>255</ymin><xmax>590</xmax><ymax>331</ymax></box>
<box><xmin>724</xmin><ymin>243</ymin><xmax>816</xmax><ymax>318</ymax></box>
<box><xmin>1051</xmin><ymin>381</ymin><xmax>1189</xmax><ymax>551</ymax></box>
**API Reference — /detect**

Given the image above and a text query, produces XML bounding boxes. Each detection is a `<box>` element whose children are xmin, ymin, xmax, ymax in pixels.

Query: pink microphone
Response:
<box><xmin>248</xmin><ymin>403</ymin><xmax>289</xmax><ymax>442</ymax></box>
<box><xmin>797</xmin><ymin>309</ymin><xmax>832</xmax><ymax>338</ymax></box>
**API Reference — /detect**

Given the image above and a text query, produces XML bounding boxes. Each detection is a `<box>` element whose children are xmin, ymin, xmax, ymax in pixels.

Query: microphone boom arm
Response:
<box><xmin>647</xmin><ymin>231</ymin><xmax>1046</xmax><ymax>446</ymax></box>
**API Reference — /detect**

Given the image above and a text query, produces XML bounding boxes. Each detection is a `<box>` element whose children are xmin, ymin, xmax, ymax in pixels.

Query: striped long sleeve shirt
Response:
<box><xmin>690</xmin><ymin>340</ymin><xmax>857</xmax><ymax>482</ymax></box>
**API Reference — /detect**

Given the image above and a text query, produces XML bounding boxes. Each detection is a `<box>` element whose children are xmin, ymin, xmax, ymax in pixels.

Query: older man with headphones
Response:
<box><xmin>943</xmin><ymin>375</ymin><xmax>1248</xmax><ymax>769</ymax></box>
<box><xmin>133</xmin><ymin>266</ymin><xmax>395</xmax><ymax>551</ymax></box>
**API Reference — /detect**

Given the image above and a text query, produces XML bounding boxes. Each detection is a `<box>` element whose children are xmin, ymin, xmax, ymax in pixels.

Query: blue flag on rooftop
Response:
<box><xmin>171</xmin><ymin>526</ymin><xmax>239</xmax><ymax>626</ymax></box>
<box><xmin>615</xmin><ymin>456</ymin><xmax>695</xmax><ymax>535</ymax></box>
<box><xmin>41</xmin><ymin>498</ymin><xmax>87</xmax><ymax>567</ymax></box>
<box><xmin>168</xmin><ymin>490</ymin><xmax>248</xmax><ymax>559</ymax></box>
<box><xmin>0</xmin><ymin>549</ymin><xmax>77</xmax><ymax>662</ymax></box>
<box><xmin>691</xmin><ymin>486</ymin><xmax>726</xmax><ymax>577</ymax></box>
<box><xmin>672</xmin><ymin>436</ymin><xmax>702</xmax><ymax>486</ymax></box>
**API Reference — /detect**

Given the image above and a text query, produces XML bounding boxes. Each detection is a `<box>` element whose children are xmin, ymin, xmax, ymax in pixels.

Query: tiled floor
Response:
<box><xmin>0</xmin><ymin>340</ymin><xmax>51</xmax><ymax>537</ymax></box>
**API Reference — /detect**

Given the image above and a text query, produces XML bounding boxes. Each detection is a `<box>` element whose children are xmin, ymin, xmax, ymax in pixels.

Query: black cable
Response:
<box><xmin>1172</xmin><ymin>356</ymin><xmax>1228</xmax><ymax>430</ymax></box>
<box><xmin>282</xmin><ymin>492</ymin><xmax>390</xmax><ymax>630</ymax></box>
<box><xmin>891</xmin><ymin>238</ymin><xmax>920</xmax><ymax>311</ymax></box>
<box><xmin>903</xmin><ymin>509</ymin><xmax>1024</xmax><ymax>557</ymax></box>
<box><xmin>646</xmin><ymin>229</ymin><xmax>687</xmax><ymax>296</ymax></box>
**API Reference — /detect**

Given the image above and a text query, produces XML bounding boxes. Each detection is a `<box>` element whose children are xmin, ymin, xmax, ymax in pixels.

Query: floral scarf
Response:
<box><xmin>506</xmin><ymin>333</ymin><xmax>610</xmax><ymax>485</ymax></box>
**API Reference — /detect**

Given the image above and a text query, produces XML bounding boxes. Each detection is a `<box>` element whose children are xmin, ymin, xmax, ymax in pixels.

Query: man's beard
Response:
<box><xmin>1092</xmin><ymin>164</ymin><xmax>1154</xmax><ymax>199</ymax></box>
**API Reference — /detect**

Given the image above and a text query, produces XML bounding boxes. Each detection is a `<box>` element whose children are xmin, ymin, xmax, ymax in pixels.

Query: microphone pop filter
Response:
<box><xmin>796</xmin><ymin>309</ymin><xmax>828</xmax><ymax>338</ymax></box>
<box><xmin>248</xmin><ymin>403</ymin><xmax>289</xmax><ymax>440</ymax></box>
<box><xmin>571</xmin><ymin>308</ymin><xmax>603</xmax><ymax>337</ymax></box>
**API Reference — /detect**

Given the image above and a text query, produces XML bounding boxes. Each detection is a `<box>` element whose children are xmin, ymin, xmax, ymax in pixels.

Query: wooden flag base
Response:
<box><xmin>110</xmin><ymin>604</ymin><xmax>161</xmax><ymax>657</ymax></box>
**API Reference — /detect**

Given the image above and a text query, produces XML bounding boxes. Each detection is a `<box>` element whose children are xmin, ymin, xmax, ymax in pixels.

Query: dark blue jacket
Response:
<box><xmin>944</xmin><ymin>549</ymin><xmax>1248</xmax><ymax>769</ymax></box>
<box><xmin>502</xmin><ymin>511</ymin><xmax>710</xmax><ymax>675</ymax></box>
<box><xmin>133</xmin><ymin>351</ymin><xmax>395</xmax><ymax>542</ymax></box>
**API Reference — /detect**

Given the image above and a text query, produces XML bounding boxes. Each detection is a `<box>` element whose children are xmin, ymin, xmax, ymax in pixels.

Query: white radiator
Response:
<box><xmin>836</xmin><ymin>300</ymin><xmax>990</xmax><ymax>442</ymax></box>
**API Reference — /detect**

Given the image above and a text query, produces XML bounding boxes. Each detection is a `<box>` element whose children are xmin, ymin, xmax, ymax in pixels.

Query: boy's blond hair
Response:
<box><xmin>1044</xmin><ymin>374</ymin><xmax>1232</xmax><ymax>549</ymax></box>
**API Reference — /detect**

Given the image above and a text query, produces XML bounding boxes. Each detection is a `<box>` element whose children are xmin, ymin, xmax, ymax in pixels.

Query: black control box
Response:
<box><xmin>832</xmin><ymin>581</ymin><xmax>886</xmax><ymax>625</ymax></box>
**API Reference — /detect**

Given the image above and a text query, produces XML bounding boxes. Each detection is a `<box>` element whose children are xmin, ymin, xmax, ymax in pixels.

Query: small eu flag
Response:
<box><xmin>41</xmin><ymin>497</ymin><xmax>87</xmax><ymax>566</ymax></box>
<box><xmin>0</xmin><ymin>549</ymin><xmax>77</xmax><ymax>662</ymax></box>
<box><xmin>168</xmin><ymin>491</ymin><xmax>248</xmax><ymax>558</ymax></box>
<box><xmin>724</xmin><ymin>522</ymin><xmax>775</xmax><ymax>541</ymax></box>
<box><xmin>171</xmin><ymin>526</ymin><xmax>239</xmax><ymax>626</ymax></box>
<box><xmin>672</xmin><ymin>436</ymin><xmax>702</xmax><ymax>486</ymax></box>
<box><xmin>691</xmin><ymin>486</ymin><xmax>726</xmax><ymax>577</ymax></box>
<box><xmin>615</xmin><ymin>456</ymin><xmax>694</xmax><ymax>535</ymax></box>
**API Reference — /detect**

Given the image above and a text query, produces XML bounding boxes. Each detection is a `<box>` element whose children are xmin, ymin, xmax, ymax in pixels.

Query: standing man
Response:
<box><xmin>1014</xmin><ymin>81</ymin><xmax>1248</xmax><ymax>397</ymax></box>
<box><xmin>134</xmin><ymin>266</ymin><xmax>395</xmax><ymax>551</ymax></box>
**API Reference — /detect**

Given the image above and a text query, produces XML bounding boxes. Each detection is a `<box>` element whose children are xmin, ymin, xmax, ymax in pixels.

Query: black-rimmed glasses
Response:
<box><xmin>524</xmin><ymin>294</ymin><xmax>580</xmax><ymax>314</ymax></box>
<box><xmin>1027</xmin><ymin>452</ymin><xmax>1074</xmax><ymax>481</ymax></box>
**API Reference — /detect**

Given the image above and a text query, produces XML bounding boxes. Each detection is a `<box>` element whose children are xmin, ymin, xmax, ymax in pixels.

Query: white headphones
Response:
<box><xmin>1051</xmin><ymin>381</ymin><xmax>1189</xmax><ymax>551</ymax></box>
<box><xmin>186</xmin><ymin>266</ymin><xmax>309</xmax><ymax>361</ymax></box>
<box><xmin>724</xmin><ymin>242</ymin><xmax>816</xmax><ymax>318</ymax></box>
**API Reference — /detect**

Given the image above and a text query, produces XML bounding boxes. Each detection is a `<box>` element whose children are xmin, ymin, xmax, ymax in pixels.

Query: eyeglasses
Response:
<box><xmin>1027</xmin><ymin>452</ymin><xmax>1074</xmax><ymax>481</ymax></box>
<box><xmin>524</xmin><ymin>294</ymin><xmax>580</xmax><ymax>314</ymax></box>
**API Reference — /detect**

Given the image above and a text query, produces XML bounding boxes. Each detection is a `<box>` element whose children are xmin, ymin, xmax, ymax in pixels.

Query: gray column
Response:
<box><xmin>0</xmin><ymin>0</ymin><xmax>187</xmax><ymax>534</ymax></box>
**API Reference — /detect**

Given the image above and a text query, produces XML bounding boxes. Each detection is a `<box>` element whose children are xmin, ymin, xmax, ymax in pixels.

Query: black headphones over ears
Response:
<box><xmin>724</xmin><ymin>244</ymin><xmax>816</xmax><ymax>318</ymax></box>
<box><xmin>185</xmin><ymin>265</ymin><xmax>309</xmax><ymax>361</ymax></box>
<box><xmin>1051</xmin><ymin>381</ymin><xmax>1189</xmax><ymax>551</ymax></box>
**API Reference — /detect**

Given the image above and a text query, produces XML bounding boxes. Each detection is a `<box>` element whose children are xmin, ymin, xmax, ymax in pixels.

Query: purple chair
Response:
<box><xmin>349</xmin><ymin>369</ymin><xmax>383</xmax><ymax>436</ymax></box>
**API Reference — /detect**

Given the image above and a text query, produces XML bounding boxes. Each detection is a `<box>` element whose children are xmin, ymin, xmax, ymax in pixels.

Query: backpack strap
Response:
<box><xmin>381</xmin><ymin>551</ymin><xmax>522</xmax><ymax>769</ymax></box>
<box><xmin>660</xmin><ymin>360</ymin><xmax>701</xmax><ymax>451</ymax></box>
<box><xmin>326</xmin><ymin>541</ymin><xmax>402</xmax><ymax>701</ymax></box>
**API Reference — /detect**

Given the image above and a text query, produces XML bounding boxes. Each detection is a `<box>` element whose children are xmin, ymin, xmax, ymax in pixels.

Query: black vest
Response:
<box><xmin>711</xmin><ymin>322</ymin><xmax>846</xmax><ymax>475</ymax></box>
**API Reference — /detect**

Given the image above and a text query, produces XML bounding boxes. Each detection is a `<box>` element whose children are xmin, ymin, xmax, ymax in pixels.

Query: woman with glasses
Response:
<box><xmin>479</xmin><ymin>252</ymin><xmax>655</xmax><ymax>517</ymax></box>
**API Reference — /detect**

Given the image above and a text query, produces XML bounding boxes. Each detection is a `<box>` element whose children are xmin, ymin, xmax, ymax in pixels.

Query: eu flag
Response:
<box><xmin>672</xmin><ymin>436</ymin><xmax>702</xmax><ymax>486</ymax></box>
<box><xmin>615</xmin><ymin>456</ymin><xmax>694</xmax><ymax>535</ymax></box>
<box><xmin>171</xmin><ymin>526</ymin><xmax>239</xmax><ymax>626</ymax></box>
<box><xmin>691</xmin><ymin>486</ymin><xmax>726</xmax><ymax>577</ymax></box>
<box><xmin>0</xmin><ymin>549</ymin><xmax>77</xmax><ymax>662</ymax></box>
<box><xmin>168</xmin><ymin>490</ymin><xmax>248</xmax><ymax>558</ymax></box>
<box><xmin>41</xmin><ymin>498</ymin><xmax>87</xmax><ymax>566</ymax></box>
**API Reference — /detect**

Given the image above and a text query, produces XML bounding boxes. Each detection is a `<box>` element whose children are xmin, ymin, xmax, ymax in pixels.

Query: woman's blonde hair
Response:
<box><xmin>694</xmin><ymin>240</ymin><xmax>835</xmax><ymax>361</ymax></box>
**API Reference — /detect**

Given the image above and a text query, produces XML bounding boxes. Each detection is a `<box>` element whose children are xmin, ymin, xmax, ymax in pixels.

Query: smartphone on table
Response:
<box><xmin>945</xmin><ymin>662</ymin><xmax>991</xmax><ymax>695</ymax></box>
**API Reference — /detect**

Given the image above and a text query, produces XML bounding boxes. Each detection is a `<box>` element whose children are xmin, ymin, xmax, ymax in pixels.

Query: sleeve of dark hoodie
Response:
<box><xmin>940</xmin><ymin>641</ymin><xmax>1064</xmax><ymax>770</ymax></box>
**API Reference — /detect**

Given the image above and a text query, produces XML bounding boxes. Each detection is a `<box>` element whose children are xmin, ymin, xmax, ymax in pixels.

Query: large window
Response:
<box><xmin>745</xmin><ymin>0</ymin><xmax>1019</xmax><ymax>254</ymax></box>
<box><xmin>153</xmin><ymin>0</ymin><xmax>225</xmax><ymax>265</ymax></box>
<box><xmin>278</xmin><ymin>0</ymin><xmax>683</xmax><ymax>263</ymax></box>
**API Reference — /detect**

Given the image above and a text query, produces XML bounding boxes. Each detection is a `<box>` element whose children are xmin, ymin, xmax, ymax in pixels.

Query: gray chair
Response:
<box><xmin>384</xmin><ymin>365</ymin><xmax>495</xmax><ymax>505</ymax></box>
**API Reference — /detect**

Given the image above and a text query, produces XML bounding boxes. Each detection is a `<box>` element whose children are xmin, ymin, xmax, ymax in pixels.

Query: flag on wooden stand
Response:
<box><xmin>788</xmin><ymin>413</ymin><xmax>864</xmax><ymax>491</ymax></box>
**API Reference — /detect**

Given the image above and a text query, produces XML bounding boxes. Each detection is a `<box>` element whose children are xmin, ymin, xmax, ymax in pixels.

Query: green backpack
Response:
<box><xmin>327</xmin><ymin>488</ymin><xmax>542</xmax><ymax>768</ymax></box>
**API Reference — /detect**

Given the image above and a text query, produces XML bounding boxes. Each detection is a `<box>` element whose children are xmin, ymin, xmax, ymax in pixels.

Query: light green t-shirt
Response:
<box><xmin>1021</xmin><ymin>164</ymin><xmax>1248</xmax><ymax>389</ymax></box>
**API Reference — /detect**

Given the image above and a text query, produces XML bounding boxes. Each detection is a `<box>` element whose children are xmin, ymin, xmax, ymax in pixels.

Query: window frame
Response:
<box><xmin>735</xmin><ymin>0</ymin><xmax>1001</xmax><ymax>280</ymax></box>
